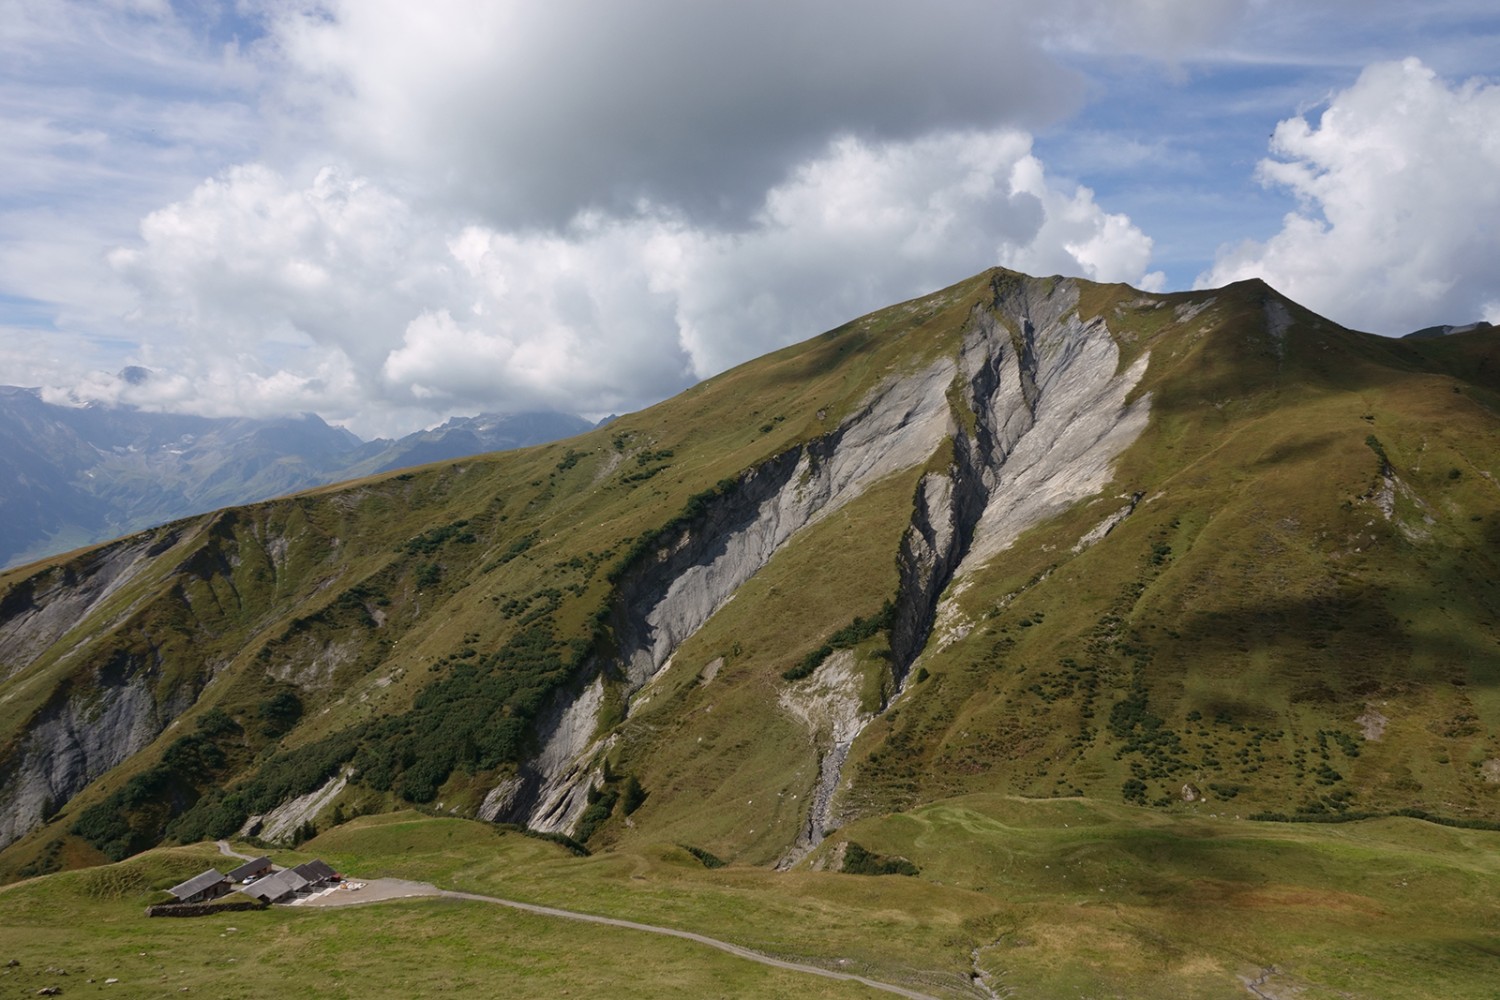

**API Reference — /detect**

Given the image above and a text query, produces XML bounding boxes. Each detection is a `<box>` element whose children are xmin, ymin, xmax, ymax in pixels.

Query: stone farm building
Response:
<box><xmin>240</xmin><ymin>868</ymin><xmax>306</xmax><ymax>904</ymax></box>
<box><xmin>293</xmin><ymin>859</ymin><xmax>337</xmax><ymax>883</ymax></box>
<box><xmin>226</xmin><ymin>856</ymin><xmax>272</xmax><ymax>883</ymax></box>
<box><xmin>238</xmin><ymin>859</ymin><xmax>339</xmax><ymax>904</ymax></box>
<box><xmin>167</xmin><ymin>869</ymin><xmax>233</xmax><ymax>904</ymax></box>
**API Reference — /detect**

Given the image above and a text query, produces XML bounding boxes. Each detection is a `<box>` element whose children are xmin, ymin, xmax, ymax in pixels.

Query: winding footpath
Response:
<box><xmin>437</xmin><ymin>889</ymin><xmax>940</xmax><ymax>999</ymax></box>
<box><xmin>215</xmin><ymin>840</ymin><xmax>257</xmax><ymax>862</ymax></box>
<box><xmin>217</xmin><ymin>840</ymin><xmax>939</xmax><ymax>999</ymax></box>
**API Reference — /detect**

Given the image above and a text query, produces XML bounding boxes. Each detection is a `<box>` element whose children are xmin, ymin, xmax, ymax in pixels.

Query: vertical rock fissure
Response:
<box><xmin>891</xmin><ymin>299</ymin><xmax>1034</xmax><ymax>690</ymax></box>
<box><xmin>790</xmin><ymin>277</ymin><xmax>1135</xmax><ymax>863</ymax></box>
<box><xmin>785</xmin><ymin>303</ymin><xmax>1031</xmax><ymax>865</ymax></box>
<box><xmin>499</xmin><ymin>275</ymin><xmax>1149</xmax><ymax>849</ymax></box>
<box><xmin>503</xmin><ymin>353</ymin><xmax>961</xmax><ymax>834</ymax></box>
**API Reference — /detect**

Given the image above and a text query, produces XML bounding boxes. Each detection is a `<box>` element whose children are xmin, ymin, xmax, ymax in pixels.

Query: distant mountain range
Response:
<box><xmin>1403</xmin><ymin>320</ymin><xmax>1496</xmax><ymax>339</ymax></box>
<box><xmin>0</xmin><ymin>389</ymin><xmax>593</xmax><ymax>568</ymax></box>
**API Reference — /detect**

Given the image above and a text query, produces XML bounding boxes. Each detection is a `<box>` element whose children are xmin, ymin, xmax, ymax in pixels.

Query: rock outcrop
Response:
<box><xmin>490</xmin><ymin>274</ymin><xmax>1153</xmax><ymax>840</ymax></box>
<box><xmin>0</xmin><ymin>649</ymin><xmax>185</xmax><ymax>851</ymax></box>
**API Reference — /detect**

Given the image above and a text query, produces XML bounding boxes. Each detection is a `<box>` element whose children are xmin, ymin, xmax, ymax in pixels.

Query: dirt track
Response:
<box><xmin>212</xmin><ymin>841</ymin><xmax>939</xmax><ymax>998</ymax></box>
<box><xmin>300</xmin><ymin>875</ymin><xmax>939</xmax><ymax>999</ymax></box>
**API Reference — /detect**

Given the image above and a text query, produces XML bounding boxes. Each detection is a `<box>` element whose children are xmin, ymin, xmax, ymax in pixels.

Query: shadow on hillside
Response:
<box><xmin>1147</xmin><ymin>316</ymin><xmax>1500</xmax><ymax>423</ymax></box>
<box><xmin>1247</xmin><ymin>431</ymin><xmax>1348</xmax><ymax>469</ymax></box>
<box><xmin>1165</xmin><ymin>535</ymin><xmax>1500</xmax><ymax>707</ymax></box>
<box><xmin>786</xmin><ymin>327</ymin><xmax>880</xmax><ymax>382</ymax></box>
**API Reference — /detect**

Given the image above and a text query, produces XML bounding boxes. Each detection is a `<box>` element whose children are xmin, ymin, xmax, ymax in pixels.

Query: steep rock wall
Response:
<box><xmin>494</xmin><ymin>356</ymin><xmax>959</xmax><ymax>832</ymax></box>
<box><xmin>785</xmin><ymin>279</ymin><xmax>1153</xmax><ymax>855</ymax></box>
<box><xmin>0</xmin><ymin>532</ymin><xmax>179</xmax><ymax>682</ymax></box>
<box><xmin>499</xmin><ymin>276</ymin><xmax>1154</xmax><ymax>842</ymax></box>
<box><xmin>957</xmin><ymin>283</ymin><xmax>1153</xmax><ymax>573</ymax></box>
<box><xmin>0</xmin><ymin>647</ymin><xmax>190</xmax><ymax>850</ymax></box>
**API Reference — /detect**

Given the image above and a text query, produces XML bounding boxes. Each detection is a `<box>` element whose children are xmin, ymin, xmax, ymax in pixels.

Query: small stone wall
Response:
<box><xmin>145</xmin><ymin>899</ymin><xmax>269</xmax><ymax>918</ymax></box>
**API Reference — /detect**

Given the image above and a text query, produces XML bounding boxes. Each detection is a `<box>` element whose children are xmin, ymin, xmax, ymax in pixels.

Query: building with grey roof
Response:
<box><xmin>292</xmin><ymin>859</ymin><xmax>337</xmax><ymax>884</ymax></box>
<box><xmin>238</xmin><ymin>868</ymin><xmax>309</xmax><ymax>904</ymax></box>
<box><xmin>226</xmin><ymin>856</ymin><xmax>273</xmax><ymax>883</ymax></box>
<box><xmin>233</xmin><ymin>858</ymin><xmax>341</xmax><ymax>904</ymax></box>
<box><xmin>167</xmin><ymin>869</ymin><xmax>232</xmax><ymax>904</ymax></box>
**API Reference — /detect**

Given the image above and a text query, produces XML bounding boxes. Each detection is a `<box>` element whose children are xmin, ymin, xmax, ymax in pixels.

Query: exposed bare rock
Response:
<box><xmin>698</xmin><ymin>657</ymin><xmax>723</xmax><ymax>685</ymax></box>
<box><xmin>511</xmin><ymin>677</ymin><xmax>606</xmax><ymax>833</ymax></box>
<box><xmin>0</xmin><ymin>655</ymin><xmax>178</xmax><ymax>851</ymax></box>
<box><xmin>1357</xmin><ymin>706</ymin><xmax>1389</xmax><ymax>741</ymax></box>
<box><xmin>614</xmin><ymin>354</ymin><xmax>957</xmax><ymax>692</ymax></box>
<box><xmin>477</xmin><ymin>776</ymin><xmax>526</xmax><ymax>822</ymax></box>
<box><xmin>0</xmin><ymin>534</ymin><xmax>174</xmax><ymax>682</ymax></box>
<box><xmin>1073</xmin><ymin>493</ymin><xmax>1144</xmax><ymax>553</ymax></box>
<box><xmin>488</xmin><ymin>354</ymin><xmax>959</xmax><ymax>832</ymax></box>
<box><xmin>1265</xmin><ymin>299</ymin><xmax>1293</xmax><ymax>358</ymax></box>
<box><xmin>253</xmin><ymin>768</ymin><xmax>349</xmax><ymax>843</ymax></box>
<box><xmin>493</xmin><ymin>274</ymin><xmax>1153</xmax><ymax>841</ymax></box>
<box><xmin>956</xmin><ymin>280</ymin><xmax>1152</xmax><ymax>574</ymax></box>
<box><xmin>776</xmin><ymin>650</ymin><xmax>872</xmax><ymax>867</ymax></box>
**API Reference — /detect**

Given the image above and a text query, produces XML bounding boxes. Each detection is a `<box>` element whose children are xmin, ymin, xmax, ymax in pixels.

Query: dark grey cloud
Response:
<box><xmin>264</xmin><ymin>0</ymin><xmax>1086</xmax><ymax>226</ymax></box>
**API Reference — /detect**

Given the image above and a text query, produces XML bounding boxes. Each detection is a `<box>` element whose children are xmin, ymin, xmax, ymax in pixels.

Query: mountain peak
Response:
<box><xmin>1</xmin><ymin>267</ymin><xmax>1496</xmax><ymax>900</ymax></box>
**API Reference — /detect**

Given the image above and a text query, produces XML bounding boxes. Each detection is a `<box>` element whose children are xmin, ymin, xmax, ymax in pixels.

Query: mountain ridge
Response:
<box><xmin>0</xmin><ymin>395</ymin><xmax>593</xmax><ymax>569</ymax></box>
<box><xmin>0</xmin><ymin>266</ymin><xmax>1496</xmax><ymax>885</ymax></box>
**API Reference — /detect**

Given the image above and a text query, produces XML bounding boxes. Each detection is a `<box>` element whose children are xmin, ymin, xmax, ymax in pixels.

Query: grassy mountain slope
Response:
<box><xmin>827</xmin><ymin>283</ymin><xmax>1500</xmax><ymax>827</ymax></box>
<box><xmin>2</xmin><ymin>806</ymin><xmax>1496</xmax><ymax>998</ymax></box>
<box><xmin>1</xmin><ymin>267</ymin><xmax>1496</xmax><ymax>896</ymax></box>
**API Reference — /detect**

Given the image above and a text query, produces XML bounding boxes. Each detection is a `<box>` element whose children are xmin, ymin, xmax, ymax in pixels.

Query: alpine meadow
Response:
<box><xmin>2</xmin><ymin>268</ymin><xmax>1498</xmax><ymax>999</ymax></box>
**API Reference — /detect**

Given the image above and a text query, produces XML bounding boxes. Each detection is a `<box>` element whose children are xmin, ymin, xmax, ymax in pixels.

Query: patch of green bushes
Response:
<box><xmin>621</xmin><ymin>775</ymin><xmax>647</xmax><ymax>815</ymax></box>
<box><xmin>399</xmin><ymin>520</ymin><xmax>476</xmax><ymax>556</ymax></box>
<box><xmin>347</xmin><ymin>624</ymin><xmax>585</xmax><ymax>804</ymax></box>
<box><xmin>167</xmin><ymin>725</ymin><xmax>364</xmax><ymax>844</ymax></box>
<box><xmin>74</xmin><ymin>741</ymin><xmax>223</xmax><ymax>859</ymax></box>
<box><xmin>841</xmin><ymin>841</ymin><xmax>919</xmax><ymax>876</ymax></box>
<box><xmin>782</xmin><ymin>601</ymin><xmax>895</xmax><ymax>681</ymax></box>
<box><xmin>681</xmin><ymin>844</ymin><xmax>726</xmax><ymax>869</ymax></box>
<box><xmin>500</xmin><ymin>825</ymin><xmax>591</xmax><ymax>856</ymax></box>
<box><xmin>257</xmin><ymin>689</ymin><xmax>303</xmax><ymax>738</ymax></box>
<box><xmin>1250</xmin><ymin>808</ymin><xmax>1500</xmax><ymax>832</ymax></box>
<box><xmin>574</xmin><ymin>784</ymin><xmax>619</xmax><ymax>843</ymax></box>
<box><xmin>484</xmin><ymin>531</ymin><xmax>538</xmax><ymax>572</ymax></box>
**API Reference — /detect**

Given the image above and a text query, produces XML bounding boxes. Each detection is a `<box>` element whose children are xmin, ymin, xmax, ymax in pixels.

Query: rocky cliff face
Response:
<box><xmin>489</xmin><ymin>275</ymin><xmax>1153</xmax><ymax>839</ymax></box>
<box><xmin>0</xmin><ymin>535</ymin><xmax>172</xmax><ymax>682</ymax></box>
<box><xmin>0</xmin><ymin>533</ymin><xmax>196</xmax><ymax>850</ymax></box>
<box><xmin>0</xmin><ymin>642</ymin><xmax>192</xmax><ymax>851</ymax></box>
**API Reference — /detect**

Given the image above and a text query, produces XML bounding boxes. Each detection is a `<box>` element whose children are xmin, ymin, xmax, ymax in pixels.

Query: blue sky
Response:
<box><xmin>2</xmin><ymin>0</ymin><xmax>1497</xmax><ymax>436</ymax></box>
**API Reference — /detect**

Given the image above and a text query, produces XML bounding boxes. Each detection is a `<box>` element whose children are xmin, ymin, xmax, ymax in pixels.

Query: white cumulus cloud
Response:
<box><xmin>99</xmin><ymin>130</ymin><xmax>1162</xmax><ymax>435</ymax></box>
<box><xmin>257</xmin><ymin>0</ymin><xmax>1087</xmax><ymax>227</ymax></box>
<box><xmin>1200</xmin><ymin>58</ymin><xmax>1500</xmax><ymax>333</ymax></box>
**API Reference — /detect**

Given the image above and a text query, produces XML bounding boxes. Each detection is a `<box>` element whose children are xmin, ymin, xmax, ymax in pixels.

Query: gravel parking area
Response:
<box><xmin>294</xmin><ymin>878</ymin><xmax>443</xmax><ymax>907</ymax></box>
